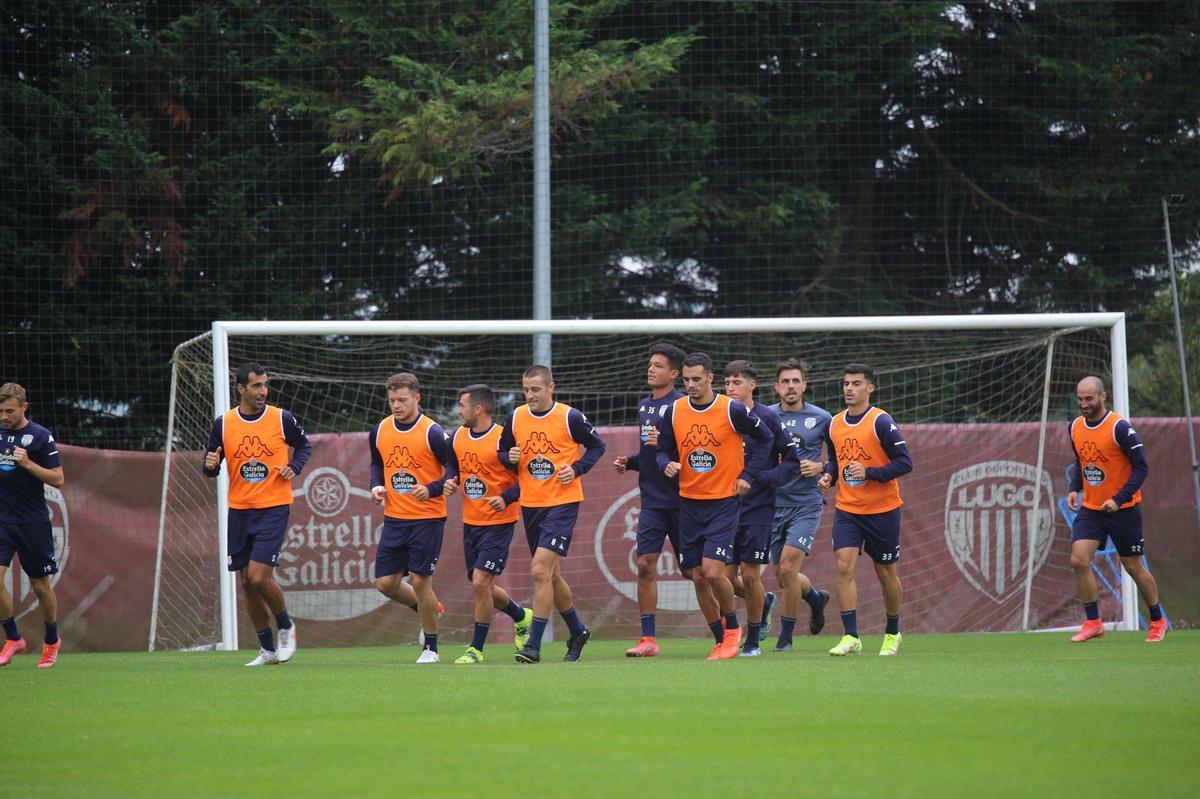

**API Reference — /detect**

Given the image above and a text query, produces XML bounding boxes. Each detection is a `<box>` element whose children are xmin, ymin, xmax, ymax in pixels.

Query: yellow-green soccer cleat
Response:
<box><xmin>513</xmin><ymin>607</ymin><xmax>534</xmax><ymax>651</ymax></box>
<box><xmin>454</xmin><ymin>646</ymin><xmax>484</xmax><ymax>664</ymax></box>
<box><xmin>828</xmin><ymin>634</ymin><xmax>862</xmax><ymax>656</ymax></box>
<box><xmin>879</xmin><ymin>632</ymin><xmax>902</xmax><ymax>656</ymax></box>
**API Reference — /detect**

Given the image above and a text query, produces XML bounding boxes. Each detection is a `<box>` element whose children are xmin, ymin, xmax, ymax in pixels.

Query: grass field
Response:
<box><xmin>7</xmin><ymin>631</ymin><xmax>1199</xmax><ymax>798</ymax></box>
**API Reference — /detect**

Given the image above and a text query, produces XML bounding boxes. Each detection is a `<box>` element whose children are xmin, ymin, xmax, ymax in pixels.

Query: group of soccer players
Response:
<box><xmin>0</xmin><ymin>348</ymin><xmax>1166</xmax><ymax>669</ymax></box>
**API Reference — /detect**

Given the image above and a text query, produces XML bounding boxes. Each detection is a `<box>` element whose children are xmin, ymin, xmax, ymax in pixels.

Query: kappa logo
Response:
<box><xmin>458</xmin><ymin>450</ymin><xmax>492</xmax><ymax>477</ymax></box>
<box><xmin>837</xmin><ymin>437</ymin><xmax>871</xmax><ymax>462</ymax></box>
<box><xmin>681</xmin><ymin>424</ymin><xmax>721</xmax><ymax>448</ymax></box>
<box><xmin>385</xmin><ymin>446</ymin><xmax>421</xmax><ymax>469</ymax></box>
<box><xmin>944</xmin><ymin>460</ymin><xmax>1055</xmax><ymax>604</ymax></box>
<box><xmin>523</xmin><ymin>431</ymin><xmax>562</xmax><ymax>455</ymax></box>
<box><xmin>1076</xmin><ymin>441</ymin><xmax>1109</xmax><ymax>464</ymax></box>
<box><xmin>235</xmin><ymin>435</ymin><xmax>273</xmax><ymax>458</ymax></box>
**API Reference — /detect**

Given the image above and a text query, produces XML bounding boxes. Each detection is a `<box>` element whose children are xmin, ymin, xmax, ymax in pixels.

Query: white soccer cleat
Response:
<box><xmin>245</xmin><ymin>648</ymin><xmax>280</xmax><ymax>667</ymax></box>
<box><xmin>415</xmin><ymin>648</ymin><xmax>441</xmax><ymax>664</ymax></box>
<box><xmin>277</xmin><ymin>624</ymin><xmax>297</xmax><ymax>663</ymax></box>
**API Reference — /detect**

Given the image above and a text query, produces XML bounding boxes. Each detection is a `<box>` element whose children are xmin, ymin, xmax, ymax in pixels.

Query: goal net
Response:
<box><xmin>151</xmin><ymin>315</ymin><xmax>1131</xmax><ymax>651</ymax></box>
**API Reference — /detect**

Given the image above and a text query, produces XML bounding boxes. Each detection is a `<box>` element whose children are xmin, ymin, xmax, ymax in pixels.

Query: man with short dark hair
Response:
<box><xmin>0</xmin><ymin>383</ymin><xmax>66</xmax><ymax>668</ymax></box>
<box><xmin>819</xmin><ymin>364</ymin><xmax>912</xmax><ymax>656</ymax></box>
<box><xmin>369</xmin><ymin>372</ymin><xmax>453</xmax><ymax>663</ymax></box>
<box><xmin>614</xmin><ymin>342</ymin><xmax>717</xmax><ymax>657</ymax></box>
<box><xmin>203</xmin><ymin>363</ymin><xmax>311</xmax><ymax>666</ymax></box>
<box><xmin>443</xmin><ymin>384</ymin><xmax>533</xmax><ymax>664</ymax></box>
<box><xmin>656</xmin><ymin>353</ymin><xmax>774</xmax><ymax>660</ymax></box>
<box><xmin>768</xmin><ymin>358</ymin><xmax>832</xmax><ymax>652</ymax></box>
<box><xmin>499</xmin><ymin>366</ymin><xmax>606</xmax><ymax>663</ymax></box>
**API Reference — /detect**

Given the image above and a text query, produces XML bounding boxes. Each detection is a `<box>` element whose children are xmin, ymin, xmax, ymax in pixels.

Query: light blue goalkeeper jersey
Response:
<box><xmin>771</xmin><ymin>400</ymin><xmax>832</xmax><ymax>509</ymax></box>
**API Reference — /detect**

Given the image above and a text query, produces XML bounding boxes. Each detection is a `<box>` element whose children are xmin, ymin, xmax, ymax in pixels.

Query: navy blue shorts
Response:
<box><xmin>770</xmin><ymin>503</ymin><xmax>824</xmax><ymax>562</ymax></box>
<box><xmin>227</xmin><ymin>506</ymin><xmax>290</xmax><ymax>571</ymax></box>
<box><xmin>1072</xmin><ymin>505</ymin><xmax>1144</xmax><ymax>557</ymax></box>
<box><xmin>522</xmin><ymin>503</ymin><xmax>579</xmax><ymax>556</ymax></box>
<box><xmin>678</xmin><ymin>497</ymin><xmax>740</xmax><ymax>569</ymax></box>
<box><xmin>0</xmin><ymin>520</ymin><xmax>57</xmax><ymax>578</ymax></box>
<box><xmin>376</xmin><ymin>518</ymin><xmax>445</xmax><ymax>577</ymax></box>
<box><xmin>734</xmin><ymin>522</ymin><xmax>771</xmax><ymax>565</ymax></box>
<box><xmin>636</xmin><ymin>506</ymin><xmax>681</xmax><ymax>561</ymax></box>
<box><xmin>831</xmin><ymin>508</ymin><xmax>901</xmax><ymax>565</ymax></box>
<box><xmin>464</xmin><ymin>522</ymin><xmax>516</xmax><ymax>576</ymax></box>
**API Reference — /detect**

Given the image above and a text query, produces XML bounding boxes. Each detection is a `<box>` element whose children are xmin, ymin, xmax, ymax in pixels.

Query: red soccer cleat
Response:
<box><xmin>705</xmin><ymin>640</ymin><xmax>724</xmax><ymax>661</ymax></box>
<box><xmin>0</xmin><ymin>637</ymin><xmax>27</xmax><ymax>666</ymax></box>
<box><xmin>1145</xmin><ymin>618</ymin><xmax>1167</xmax><ymax>643</ymax></box>
<box><xmin>1070</xmin><ymin>619</ymin><xmax>1105</xmax><ymax>642</ymax></box>
<box><xmin>37</xmin><ymin>640</ymin><xmax>61</xmax><ymax>669</ymax></box>
<box><xmin>715</xmin><ymin>626</ymin><xmax>742</xmax><ymax>660</ymax></box>
<box><xmin>625</xmin><ymin>636</ymin><xmax>660</xmax><ymax>658</ymax></box>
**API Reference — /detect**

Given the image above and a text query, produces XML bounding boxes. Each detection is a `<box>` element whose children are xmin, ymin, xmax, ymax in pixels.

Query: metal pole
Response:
<box><xmin>532</xmin><ymin>0</ymin><xmax>552</xmax><ymax>368</ymax></box>
<box><xmin>212</xmin><ymin>323</ymin><xmax>238</xmax><ymax>651</ymax></box>
<box><xmin>1109</xmin><ymin>316</ymin><xmax>1138</xmax><ymax>631</ymax></box>
<box><xmin>1162</xmin><ymin>198</ymin><xmax>1200</xmax><ymax>531</ymax></box>
<box><xmin>1022</xmin><ymin>336</ymin><xmax>1055</xmax><ymax>630</ymax></box>
<box><xmin>148</xmin><ymin>358</ymin><xmax>180</xmax><ymax>651</ymax></box>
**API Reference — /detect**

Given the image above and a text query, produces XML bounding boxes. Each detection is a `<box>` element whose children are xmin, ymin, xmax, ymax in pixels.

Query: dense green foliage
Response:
<box><xmin>2</xmin><ymin>2</ymin><xmax>1198</xmax><ymax>446</ymax></box>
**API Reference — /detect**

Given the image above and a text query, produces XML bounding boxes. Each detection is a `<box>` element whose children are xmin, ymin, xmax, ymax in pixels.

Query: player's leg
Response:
<box><xmin>629</xmin><ymin>507</ymin><xmax>670</xmax><ymax>656</ymax></box>
<box><xmin>480</xmin><ymin>522</ymin><xmax>532</xmax><ymax>650</ymax></box>
<box><xmin>1068</xmin><ymin>510</ymin><xmax>1106</xmax><ymax>641</ymax></box>
<box><xmin>409</xmin><ymin>520</ymin><xmax>444</xmax><ymax>663</ymax></box>
<box><xmin>26</xmin><ymin>567</ymin><xmax>61</xmax><ymax>668</ymax></box>
<box><xmin>0</xmin><ymin>556</ymin><xmax>29</xmax><ymax>664</ymax></box>
<box><xmin>738</xmin><ymin>561</ymin><xmax>765</xmax><ymax>656</ymax></box>
<box><xmin>516</xmin><ymin>546</ymin><xmax>559</xmax><ymax>663</ymax></box>
<box><xmin>827</xmin><ymin>510</ymin><xmax>863</xmax><ymax>654</ymax></box>
<box><xmin>537</xmin><ymin>503</ymin><xmax>590</xmax><ymax>661</ymax></box>
<box><xmin>243</xmin><ymin>507</ymin><xmax>297</xmax><ymax>661</ymax></box>
<box><xmin>1112</xmin><ymin>507</ymin><xmax>1167</xmax><ymax>641</ymax></box>
<box><xmin>864</xmin><ymin>510</ymin><xmax>902</xmax><ymax>655</ymax></box>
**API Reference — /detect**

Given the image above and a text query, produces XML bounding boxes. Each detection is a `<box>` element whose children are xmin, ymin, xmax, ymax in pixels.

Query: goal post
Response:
<box><xmin>152</xmin><ymin>313</ymin><xmax>1136</xmax><ymax>652</ymax></box>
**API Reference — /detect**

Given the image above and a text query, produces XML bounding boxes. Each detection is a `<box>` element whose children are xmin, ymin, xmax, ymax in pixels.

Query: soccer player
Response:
<box><xmin>767</xmin><ymin>358</ymin><xmax>832</xmax><ymax>652</ymax></box>
<box><xmin>499</xmin><ymin>365</ymin><xmax>605</xmax><ymax>663</ymax></box>
<box><xmin>612</xmin><ymin>342</ymin><xmax>708</xmax><ymax>657</ymax></box>
<box><xmin>818</xmin><ymin>364</ymin><xmax>912</xmax><ymax>656</ymax></box>
<box><xmin>721</xmin><ymin>360</ymin><xmax>801</xmax><ymax>657</ymax></box>
<box><xmin>369</xmin><ymin>372</ymin><xmax>453</xmax><ymax>664</ymax></box>
<box><xmin>1065</xmin><ymin>376</ymin><xmax>1166</xmax><ymax>643</ymax></box>
<box><xmin>203</xmin><ymin>363</ymin><xmax>311</xmax><ymax>666</ymax></box>
<box><xmin>656</xmin><ymin>353</ymin><xmax>774</xmax><ymax>660</ymax></box>
<box><xmin>0</xmin><ymin>383</ymin><xmax>65</xmax><ymax>668</ymax></box>
<box><xmin>442</xmin><ymin>384</ymin><xmax>533</xmax><ymax>664</ymax></box>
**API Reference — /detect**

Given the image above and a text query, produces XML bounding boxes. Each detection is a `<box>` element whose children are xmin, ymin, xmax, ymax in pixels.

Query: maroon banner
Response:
<box><xmin>19</xmin><ymin>419</ymin><xmax>1198</xmax><ymax>652</ymax></box>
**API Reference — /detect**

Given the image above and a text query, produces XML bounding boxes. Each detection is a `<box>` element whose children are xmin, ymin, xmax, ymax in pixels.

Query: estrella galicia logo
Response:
<box><xmin>0</xmin><ymin>436</ymin><xmax>15</xmax><ymax>471</ymax></box>
<box><xmin>386</xmin><ymin>446</ymin><xmax>421</xmax><ymax>493</ymax></box>
<box><xmin>235</xmin><ymin>435</ymin><xmax>273</xmax><ymax>482</ymax></box>
<box><xmin>240</xmin><ymin>459</ymin><xmax>269</xmax><ymax>483</ymax></box>
<box><xmin>838</xmin><ymin>437</ymin><xmax>871</xmax><ymax>487</ymax></box>
<box><xmin>681</xmin><ymin>424</ymin><xmax>720</xmax><ymax>473</ymax></box>
<box><xmin>528</xmin><ymin>456</ymin><xmax>556</xmax><ymax>480</ymax></box>
<box><xmin>640</xmin><ymin>421</ymin><xmax>656</xmax><ymax>444</ymax></box>
<box><xmin>1076</xmin><ymin>441</ymin><xmax>1109</xmax><ymax>485</ymax></box>
<box><xmin>464</xmin><ymin>475</ymin><xmax>488</xmax><ymax>498</ymax></box>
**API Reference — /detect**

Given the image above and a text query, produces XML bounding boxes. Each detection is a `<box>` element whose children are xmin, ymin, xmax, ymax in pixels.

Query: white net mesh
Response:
<box><xmin>152</xmin><ymin>321</ymin><xmax>1116</xmax><ymax>650</ymax></box>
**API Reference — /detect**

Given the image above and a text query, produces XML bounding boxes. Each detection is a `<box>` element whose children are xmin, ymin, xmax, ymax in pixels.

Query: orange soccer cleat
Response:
<box><xmin>0</xmin><ymin>637</ymin><xmax>27</xmax><ymax>666</ymax></box>
<box><xmin>715</xmin><ymin>626</ymin><xmax>742</xmax><ymax>660</ymax></box>
<box><xmin>1144</xmin><ymin>618</ymin><xmax>1167</xmax><ymax>643</ymax></box>
<box><xmin>37</xmin><ymin>640</ymin><xmax>61</xmax><ymax>669</ymax></box>
<box><xmin>705</xmin><ymin>639</ymin><xmax>724</xmax><ymax>661</ymax></box>
<box><xmin>1070</xmin><ymin>619</ymin><xmax>1105</xmax><ymax>642</ymax></box>
<box><xmin>625</xmin><ymin>636</ymin><xmax>660</xmax><ymax>658</ymax></box>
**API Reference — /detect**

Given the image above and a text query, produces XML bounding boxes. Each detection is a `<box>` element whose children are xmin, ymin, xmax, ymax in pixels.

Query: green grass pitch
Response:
<box><xmin>7</xmin><ymin>631</ymin><xmax>1198</xmax><ymax>798</ymax></box>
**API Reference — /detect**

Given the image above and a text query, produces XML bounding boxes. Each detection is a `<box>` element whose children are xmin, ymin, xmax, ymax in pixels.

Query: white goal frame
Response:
<box><xmin>177</xmin><ymin>313</ymin><xmax>1135</xmax><ymax>650</ymax></box>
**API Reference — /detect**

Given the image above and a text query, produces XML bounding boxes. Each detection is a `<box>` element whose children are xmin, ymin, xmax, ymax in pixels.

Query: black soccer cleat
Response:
<box><xmin>809</xmin><ymin>589</ymin><xmax>830</xmax><ymax>636</ymax></box>
<box><xmin>514</xmin><ymin>644</ymin><xmax>541</xmax><ymax>664</ymax></box>
<box><xmin>563</xmin><ymin>627</ymin><xmax>591</xmax><ymax>662</ymax></box>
